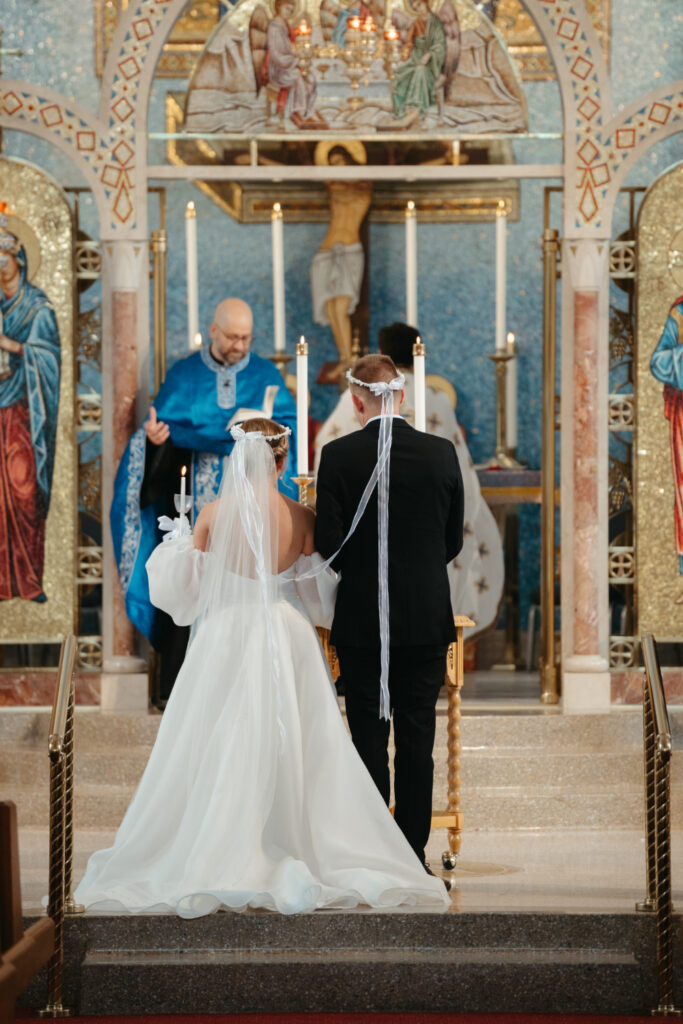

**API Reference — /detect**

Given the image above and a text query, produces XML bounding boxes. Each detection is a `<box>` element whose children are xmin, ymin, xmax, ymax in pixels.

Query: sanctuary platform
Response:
<box><xmin>4</xmin><ymin>690</ymin><xmax>683</xmax><ymax>1016</ymax></box>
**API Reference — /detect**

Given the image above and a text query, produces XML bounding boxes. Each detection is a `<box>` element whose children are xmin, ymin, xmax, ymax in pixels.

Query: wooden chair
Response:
<box><xmin>0</xmin><ymin>801</ymin><xmax>54</xmax><ymax>1022</ymax></box>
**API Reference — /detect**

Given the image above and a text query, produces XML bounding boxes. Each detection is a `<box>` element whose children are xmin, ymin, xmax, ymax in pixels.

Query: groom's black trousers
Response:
<box><xmin>336</xmin><ymin>643</ymin><xmax>448</xmax><ymax>865</ymax></box>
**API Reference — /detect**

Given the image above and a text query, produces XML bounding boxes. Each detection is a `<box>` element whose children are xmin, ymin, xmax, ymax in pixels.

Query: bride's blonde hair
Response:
<box><xmin>241</xmin><ymin>417</ymin><xmax>289</xmax><ymax>465</ymax></box>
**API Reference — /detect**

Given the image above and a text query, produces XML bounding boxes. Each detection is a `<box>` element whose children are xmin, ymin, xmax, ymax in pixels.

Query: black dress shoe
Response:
<box><xmin>424</xmin><ymin>862</ymin><xmax>451</xmax><ymax>892</ymax></box>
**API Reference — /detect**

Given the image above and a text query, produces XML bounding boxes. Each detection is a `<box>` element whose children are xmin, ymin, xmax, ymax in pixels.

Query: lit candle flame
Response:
<box><xmin>194</xmin><ymin>331</ymin><xmax>202</xmax><ymax>347</ymax></box>
<box><xmin>181</xmin><ymin>465</ymin><xmax>187</xmax><ymax>478</ymax></box>
<box><xmin>407</xmin><ymin>200</ymin><xmax>415</xmax><ymax>212</ymax></box>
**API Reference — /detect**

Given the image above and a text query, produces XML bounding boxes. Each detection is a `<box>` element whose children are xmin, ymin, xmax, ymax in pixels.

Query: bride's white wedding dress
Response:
<box><xmin>75</xmin><ymin>537</ymin><xmax>449</xmax><ymax>916</ymax></box>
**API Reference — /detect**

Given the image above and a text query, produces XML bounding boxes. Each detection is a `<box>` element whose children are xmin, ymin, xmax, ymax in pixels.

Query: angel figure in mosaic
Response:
<box><xmin>387</xmin><ymin>0</ymin><xmax>460</xmax><ymax>126</ymax></box>
<box><xmin>250</xmin><ymin>0</ymin><xmax>328</xmax><ymax>129</ymax></box>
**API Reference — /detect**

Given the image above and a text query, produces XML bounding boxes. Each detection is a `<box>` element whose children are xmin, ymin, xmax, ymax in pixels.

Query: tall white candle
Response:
<box><xmin>180</xmin><ymin>464</ymin><xmax>187</xmax><ymax>514</ymax></box>
<box><xmin>296</xmin><ymin>335</ymin><xmax>308</xmax><ymax>475</ymax></box>
<box><xmin>413</xmin><ymin>335</ymin><xmax>426</xmax><ymax>432</ymax></box>
<box><xmin>495</xmin><ymin>199</ymin><xmax>507</xmax><ymax>352</ymax></box>
<box><xmin>272</xmin><ymin>204</ymin><xmax>286</xmax><ymax>352</ymax></box>
<box><xmin>405</xmin><ymin>200</ymin><xmax>417</xmax><ymax>327</ymax></box>
<box><xmin>185</xmin><ymin>201</ymin><xmax>198</xmax><ymax>352</ymax></box>
<box><xmin>506</xmin><ymin>331</ymin><xmax>517</xmax><ymax>450</ymax></box>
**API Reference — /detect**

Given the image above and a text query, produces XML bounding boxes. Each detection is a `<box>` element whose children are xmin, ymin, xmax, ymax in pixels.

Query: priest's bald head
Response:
<box><xmin>209</xmin><ymin>298</ymin><xmax>254</xmax><ymax>365</ymax></box>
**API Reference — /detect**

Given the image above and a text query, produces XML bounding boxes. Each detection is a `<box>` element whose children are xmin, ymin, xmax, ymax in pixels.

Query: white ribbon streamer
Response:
<box><xmin>300</xmin><ymin>371</ymin><xmax>405</xmax><ymax>720</ymax></box>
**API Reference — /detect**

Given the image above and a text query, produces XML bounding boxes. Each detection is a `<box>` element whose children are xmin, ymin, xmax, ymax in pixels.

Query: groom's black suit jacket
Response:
<box><xmin>315</xmin><ymin>417</ymin><xmax>465</xmax><ymax>649</ymax></box>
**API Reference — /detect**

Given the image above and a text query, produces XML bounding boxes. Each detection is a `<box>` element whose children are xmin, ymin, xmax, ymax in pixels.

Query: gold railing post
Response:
<box><xmin>540</xmin><ymin>228</ymin><xmax>560</xmax><ymax>704</ymax></box>
<box><xmin>636</xmin><ymin>676</ymin><xmax>656</xmax><ymax>912</ymax></box>
<box><xmin>39</xmin><ymin>635</ymin><xmax>77</xmax><ymax>1019</ymax></box>
<box><xmin>151</xmin><ymin>228</ymin><xmax>167</xmax><ymax>393</ymax></box>
<box><xmin>639</xmin><ymin>633</ymin><xmax>681</xmax><ymax>1017</ymax></box>
<box><xmin>439</xmin><ymin>615</ymin><xmax>474</xmax><ymax>871</ymax></box>
<box><xmin>63</xmin><ymin>678</ymin><xmax>83</xmax><ymax>916</ymax></box>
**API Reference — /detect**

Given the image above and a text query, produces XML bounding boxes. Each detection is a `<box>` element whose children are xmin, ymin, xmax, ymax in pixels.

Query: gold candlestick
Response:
<box><xmin>266</xmin><ymin>352</ymin><xmax>295</xmax><ymax>378</ymax></box>
<box><xmin>480</xmin><ymin>351</ymin><xmax>524</xmax><ymax>470</ymax></box>
<box><xmin>292</xmin><ymin>475</ymin><xmax>314</xmax><ymax>506</ymax></box>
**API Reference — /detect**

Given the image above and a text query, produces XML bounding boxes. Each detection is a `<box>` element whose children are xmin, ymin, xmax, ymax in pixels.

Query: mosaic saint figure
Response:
<box><xmin>650</xmin><ymin>295</ymin><xmax>683</xmax><ymax>597</ymax></box>
<box><xmin>331</xmin><ymin>0</ymin><xmax>370</xmax><ymax>47</ymax></box>
<box><xmin>391</xmin><ymin>0</ymin><xmax>447</xmax><ymax>120</ymax></box>
<box><xmin>251</xmin><ymin>0</ymin><xmax>327</xmax><ymax>129</ymax></box>
<box><xmin>0</xmin><ymin>224</ymin><xmax>60</xmax><ymax>603</ymax></box>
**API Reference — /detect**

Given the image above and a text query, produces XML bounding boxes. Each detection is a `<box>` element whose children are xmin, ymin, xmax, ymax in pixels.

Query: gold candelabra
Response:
<box><xmin>340</xmin><ymin>15</ymin><xmax>378</xmax><ymax>107</ymax></box>
<box><xmin>294</xmin><ymin>20</ymin><xmax>314</xmax><ymax>80</ymax></box>
<box><xmin>382</xmin><ymin>25</ymin><xmax>401</xmax><ymax>81</ymax></box>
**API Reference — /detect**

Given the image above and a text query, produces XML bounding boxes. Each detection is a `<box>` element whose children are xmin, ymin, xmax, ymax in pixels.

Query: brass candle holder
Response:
<box><xmin>266</xmin><ymin>352</ymin><xmax>294</xmax><ymax>378</ymax></box>
<box><xmin>292</xmin><ymin>475</ymin><xmax>314</xmax><ymax>507</ymax></box>
<box><xmin>480</xmin><ymin>350</ymin><xmax>524</xmax><ymax>470</ymax></box>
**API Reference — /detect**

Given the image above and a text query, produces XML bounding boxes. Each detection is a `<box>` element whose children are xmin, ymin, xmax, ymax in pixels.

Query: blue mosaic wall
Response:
<box><xmin>2</xmin><ymin>0</ymin><xmax>681</xmax><ymax>632</ymax></box>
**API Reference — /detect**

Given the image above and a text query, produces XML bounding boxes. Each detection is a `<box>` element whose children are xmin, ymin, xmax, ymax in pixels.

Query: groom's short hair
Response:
<box><xmin>348</xmin><ymin>354</ymin><xmax>401</xmax><ymax>411</ymax></box>
<box><xmin>349</xmin><ymin>354</ymin><xmax>399</xmax><ymax>388</ymax></box>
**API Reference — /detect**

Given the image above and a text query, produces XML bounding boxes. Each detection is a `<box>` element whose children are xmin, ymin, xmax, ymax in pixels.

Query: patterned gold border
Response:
<box><xmin>95</xmin><ymin>0</ymin><xmax>220</xmax><ymax>78</ymax></box>
<box><xmin>0</xmin><ymin>158</ymin><xmax>77</xmax><ymax>642</ymax></box>
<box><xmin>635</xmin><ymin>160</ymin><xmax>683</xmax><ymax>638</ymax></box>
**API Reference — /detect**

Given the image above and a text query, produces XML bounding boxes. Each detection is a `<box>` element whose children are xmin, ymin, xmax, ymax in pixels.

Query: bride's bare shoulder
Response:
<box><xmin>194</xmin><ymin>500</ymin><xmax>217</xmax><ymax>551</ymax></box>
<box><xmin>279</xmin><ymin>493</ymin><xmax>316</xmax><ymax>553</ymax></box>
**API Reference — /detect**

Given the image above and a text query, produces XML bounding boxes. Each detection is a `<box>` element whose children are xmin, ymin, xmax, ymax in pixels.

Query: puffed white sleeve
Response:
<box><xmin>146</xmin><ymin>536</ymin><xmax>207</xmax><ymax>626</ymax></box>
<box><xmin>294</xmin><ymin>553</ymin><xmax>339</xmax><ymax>629</ymax></box>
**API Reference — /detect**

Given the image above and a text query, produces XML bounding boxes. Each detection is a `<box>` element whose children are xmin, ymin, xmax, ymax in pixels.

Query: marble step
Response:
<box><xmin>4</xmin><ymin>707</ymin><xmax>682</xmax><ymax>753</ymax></box>
<box><xmin>8</xmin><ymin>779</ymin><xmax>683</xmax><ymax>830</ymax></box>
<box><xmin>3</xmin><ymin>744</ymin><xmax>680</xmax><ymax>789</ymax></box>
<box><xmin>78</xmin><ymin>946</ymin><xmax>641</xmax><ymax>1014</ymax></box>
<box><xmin>19</xmin><ymin>911</ymin><xmax>663</xmax><ymax>1015</ymax></box>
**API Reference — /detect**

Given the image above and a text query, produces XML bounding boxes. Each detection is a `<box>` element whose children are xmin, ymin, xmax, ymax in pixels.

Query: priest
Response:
<box><xmin>111</xmin><ymin>297</ymin><xmax>297</xmax><ymax>703</ymax></box>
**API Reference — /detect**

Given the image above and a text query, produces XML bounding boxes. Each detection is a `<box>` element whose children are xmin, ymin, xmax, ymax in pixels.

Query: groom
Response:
<box><xmin>315</xmin><ymin>354</ymin><xmax>464</xmax><ymax>875</ymax></box>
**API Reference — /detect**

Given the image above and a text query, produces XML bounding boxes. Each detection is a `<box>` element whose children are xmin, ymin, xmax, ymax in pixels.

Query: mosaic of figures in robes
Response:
<box><xmin>185</xmin><ymin>0</ymin><xmax>527</xmax><ymax>133</ymax></box>
<box><xmin>650</xmin><ymin>288</ymin><xmax>683</xmax><ymax>600</ymax></box>
<box><xmin>0</xmin><ymin>211</ymin><xmax>60</xmax><ymax>604</ymax></box>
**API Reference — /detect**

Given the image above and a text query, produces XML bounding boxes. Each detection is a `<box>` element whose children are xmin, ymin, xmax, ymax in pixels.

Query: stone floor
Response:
<box><xmin>18</xmin><ymin>825</ymin><xmax>683</xmax><ymax>916</ymax></box>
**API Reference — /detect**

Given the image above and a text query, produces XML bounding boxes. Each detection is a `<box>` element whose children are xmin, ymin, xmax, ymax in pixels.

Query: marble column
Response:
<box><xmin>100</xmin><ymin>238</ymin><xmax>149</xmax><ymax>709</ymax></box>
<box><xmin>561</xmin><ymin>238</ymin><xmax>611</xmax><ymax>713</ymax></box>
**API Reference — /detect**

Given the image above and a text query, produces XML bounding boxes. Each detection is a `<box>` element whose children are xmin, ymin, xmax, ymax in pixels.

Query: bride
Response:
<box><xmin>75</xmin><ymin>418</ymin><xmax>449</xmax><ymax>916</ymax></box>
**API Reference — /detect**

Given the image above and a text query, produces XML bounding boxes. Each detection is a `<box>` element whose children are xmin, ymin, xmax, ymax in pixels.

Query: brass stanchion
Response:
<box><xmin>434</xmin><ymin>615</ymin><xmax>474</xmax><ymax>871</ymax></box>
<box><xmin>63</xmin><ymin>682</ymin><xmax>83</xmax><ymax>917</ymax></box>
<box><xmin>639</xmin><ymin>634</ymin><xmax>681</xmax><ymax>1017</ymax></box>
<box><xmin>151</xmin><ymin>229</ymin><xmax>167</xmax><ymax>392</ymax></box>
<box><xmin>39</xmin><ymin>635</ymin><xmax>77</xmax><ymax>1018</ymax></box>
<box><xmin>636</xmin><ymin>679</ymin><xmax>656</xmax><ymax>913</ymax></box>
<box><xmin>540</xmin><ymin>228</ymin><xmax>559</xmax><ymax>704</ymax></box>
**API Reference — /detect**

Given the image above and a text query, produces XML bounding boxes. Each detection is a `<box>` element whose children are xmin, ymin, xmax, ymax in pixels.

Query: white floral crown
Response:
<box><xmin>230</xmin><ymin>422</ymin><xmax>291</xmax><ymax>442</ymax></box>
<box><xmin>345</xmin><ymin>370</ymin><xmax>405</xmax><ymax>395</ymax></box>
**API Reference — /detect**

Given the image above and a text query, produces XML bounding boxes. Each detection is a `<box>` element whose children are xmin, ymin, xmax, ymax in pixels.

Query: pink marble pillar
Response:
<box><xmin>562</xmin><ymin>238</ymin><xmax>611</xmax><ymax>712</ymax></box>
<box><xmin>101</xmin><ymin>240</ymin><xmax>148</xmax><ymax>675</ymax></box>
<box><xmin>572</xmin><ymin>289</ymin><xmax>600</xmax><ymax>655</ymax></box>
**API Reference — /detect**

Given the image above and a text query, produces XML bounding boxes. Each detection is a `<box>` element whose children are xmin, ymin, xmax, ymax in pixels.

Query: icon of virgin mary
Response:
<box><xmin>0</xmin><ymin>213</ymin><xmax>61</xmax><ymax>602</ymax></box>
